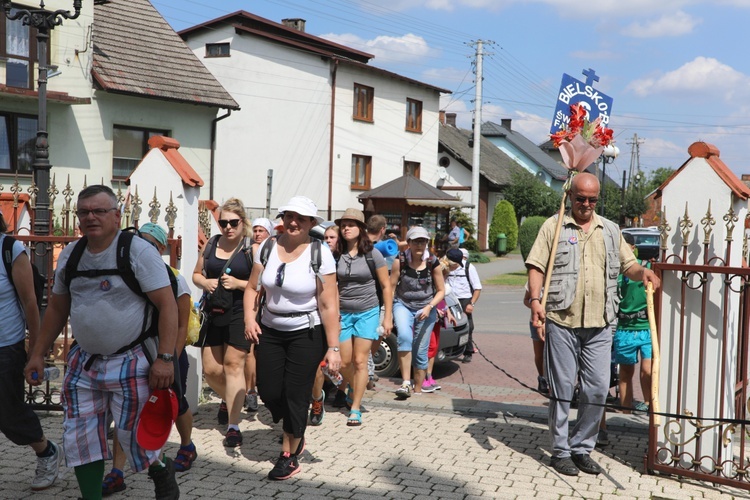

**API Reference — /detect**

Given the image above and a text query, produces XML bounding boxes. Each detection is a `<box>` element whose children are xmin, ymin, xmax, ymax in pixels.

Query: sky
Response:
<box><xmin>152</xmin><ymin>0</ymin><xmax>750</xmax><ymax>185</ymax></box>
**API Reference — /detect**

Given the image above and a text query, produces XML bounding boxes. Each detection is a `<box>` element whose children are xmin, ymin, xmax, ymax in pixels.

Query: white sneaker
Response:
<box><xmin>395</xmin><ymin>382</ymin><xmax>412</xmax><ymax>400</ymax></box>
<box><xmin>31</xmin><ymin>440</ymin><xmax>62</xmax><ymax>491</ymax></box>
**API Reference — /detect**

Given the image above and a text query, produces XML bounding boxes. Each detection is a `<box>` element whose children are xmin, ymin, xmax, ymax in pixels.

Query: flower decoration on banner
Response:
<box><xmin>551</xmin><ymin>103</ymin><xmax>614</xmax><ymax>172</ymax></box>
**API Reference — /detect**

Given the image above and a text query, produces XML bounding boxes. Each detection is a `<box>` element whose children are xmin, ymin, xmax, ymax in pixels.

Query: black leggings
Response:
<box><xmin>256</xmin><ymin>324</ymin><xmax>327</xmax><ymax>438</ymax></box>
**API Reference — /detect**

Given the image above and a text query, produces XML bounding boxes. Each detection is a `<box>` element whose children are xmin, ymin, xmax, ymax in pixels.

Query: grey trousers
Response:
<box><xmin>545</xmin><ymin>321</ymin><xmax>611</xmax><ymax>458</ymax></box>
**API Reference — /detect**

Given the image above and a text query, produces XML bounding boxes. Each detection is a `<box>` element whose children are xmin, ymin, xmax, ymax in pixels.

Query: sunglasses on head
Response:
<box><xmin>275</xmin><ymin>263</ymin><xmax>286</xmax><ymax>287</ymax></box>
<box><xmin>575</xmin><ymin>196</ymin><xmax>598</xmax><ymax>205</ymax></box>
<box><xmin>219</xmin><ymin>219</ymin><xmax>241</xmax><ymax>229</ymax></box>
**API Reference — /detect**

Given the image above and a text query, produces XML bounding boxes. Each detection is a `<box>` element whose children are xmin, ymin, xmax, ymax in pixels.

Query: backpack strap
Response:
<box><xmin>2</xmin><ymin>235</ymin><xmax>15</xmax><ymax>288</ymax></box>
<box><xmin>310</xmin><ymin>238</ymin><xmax>323</xmax><ymax>283</ymax></box>
<box><xmin>259</xmin><ymin>236</ymin><xmax>277</xmax><ymax>268</ymax></box>
<box><xmin>364</xmin><ymin>250</ymin><xmax>383</xmax><ymax>308</ymax></box>
<box><xmin>398</xmin><ymin>251</ymin><xmax>406</xmax><ymax>286</ymax></box>
<box><xmin>464</xmin><ymin>261</ymin><xmax>474</xmax><ymax>295</ymax></box>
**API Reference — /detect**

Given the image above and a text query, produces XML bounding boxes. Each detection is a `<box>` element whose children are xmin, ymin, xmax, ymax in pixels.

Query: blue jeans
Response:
<box><xmin>393</xmin><ymin>300</ymin><xmax>437</xmax><ymax>370</ymax></box>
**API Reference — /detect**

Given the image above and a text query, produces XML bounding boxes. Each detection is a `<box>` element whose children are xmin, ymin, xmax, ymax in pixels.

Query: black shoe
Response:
<box><xmin>217</xmin><ymin>401</ymin><xmax>228</xmax><ymax>425</ymax></box>
<box><xmin>148</xmin><ymin>457</ymin><xmax>180</xmax><ymax>500</ymax></box>
<box><xmin>571</xmin><ymin>453</ymin><xmax>603</xmax><ymax>475</ymax></box>
<box><xmin>537</xmin><ymin>376</ymin><xmax>549</xmax><ymax>394</ymax></box>
<box><xmin>550</xmin><ymin>456</ymin><xmax>579</xmax><ymax>476</ymax></box>
<box><xmin>596</xmin><ymin>429</ymin><xmax>609</xmax><ymax>448</ymax></box>
<box><xmin>223</xmin><ymin>428</ymin><xmax>242</xmax><ymax>448</ymax></box>
<box><xmin>332</xmin><ymin>390</ymin><xmax>347</xmax><ymax>408</ymax></box>
<box><xmin>268</xmin><ymin>452</ymin><xmax>301</xmax><ymax>480</ymax></box>
<box><xmin>570</xmin><ymin>387</ymin><xmax>580</xmax><ymax>409</ymax></box>
<box><xmin>462</xmin><ymin>353</ymin><xmax>473</xmax><ymax>364</ymax></box>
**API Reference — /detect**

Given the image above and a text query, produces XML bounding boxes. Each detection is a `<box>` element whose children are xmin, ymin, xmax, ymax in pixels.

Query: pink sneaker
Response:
<box><xmin>422</xmin><ymin>378</ymin><xmax>436</xmax><ymax>393</ymax></box>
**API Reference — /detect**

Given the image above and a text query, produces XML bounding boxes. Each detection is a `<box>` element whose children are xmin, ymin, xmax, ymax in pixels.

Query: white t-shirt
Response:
<box><xmin>256</xmin><ymin>239</ymin><xmax>336</xmax><ymax>331</ymax></box>
<box><xmin>53</xmin><ymin>232</ymin><xmax>171</xmax><ymax>355</ymax></box>
<box><xmin>446</xmin><ymin>260</ymin><xmax>482</xmax><ymax>299</ymax></box>
<box><xmin>0</xmin><ymin>235</ymin><xmax>28</xmax><ymax>347</ymax></box>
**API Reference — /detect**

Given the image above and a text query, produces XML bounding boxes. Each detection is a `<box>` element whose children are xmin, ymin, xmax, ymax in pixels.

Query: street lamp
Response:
<box><xmin>598</xmin><ymin>144</ymin><xmax>620</xmax><ymax>215</ymax></box>
<box><xmin>2</xmin><ymin>0</ymin><xmax>82</xmax><ymax>237</ymax></box>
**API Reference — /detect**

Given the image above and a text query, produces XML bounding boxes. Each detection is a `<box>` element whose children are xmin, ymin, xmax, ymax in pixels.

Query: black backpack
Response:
<box><xmin>2</xmin><ymin>235</ymin><xmax>45</xmax><ymax>312</ymax></box>
<box><xmin>64</xmin><ymin>231</ymin><xmax>178</xmax><ymax>356</ymax></box>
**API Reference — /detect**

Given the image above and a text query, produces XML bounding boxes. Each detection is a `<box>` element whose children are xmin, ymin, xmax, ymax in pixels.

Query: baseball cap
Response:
<box><xmin>136</xmin><ymin>388</ymin><xmax>178</xmax><ymax>451</ymax></box>
<box><xmin>139</xmin><ymin>223</ymin><xmax>168</xmax><ymax>247</ymax></box>
<box><xmin>446</xmin><ymin>249</ymin><xmax>463</xmax><ymax>264</ymax></box>
<box><xmin>277</xmin><ymin>196</ymin><xmax>324</xmax><ymax>224</ymax></box>
<box><xmin>406</xmin><ymin>226</ymin><xmax>430</xmax><ymax>241</ymax></box>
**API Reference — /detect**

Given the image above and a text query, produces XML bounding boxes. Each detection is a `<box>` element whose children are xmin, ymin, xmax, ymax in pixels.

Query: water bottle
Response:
<box><xmin>376</xmin><ymin>326</ymin><xmax>385</xmax><ymax>337</ymax></box>
<box><xmin>32</xmin><ymin>366</ymin><xmax>60</xmax><ymax>382</ymax></box>
<box><xmin>321</xmin><ymin>363</ymin><xmax>343</xmax><ymax>387</ymax></box>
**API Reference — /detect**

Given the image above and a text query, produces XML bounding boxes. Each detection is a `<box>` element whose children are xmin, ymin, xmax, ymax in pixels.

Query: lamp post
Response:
<box><xmin>2</xmin><ymin>0</ymin><xmax>82</xmax><ymax>237</ymax></box>
<box><xmin>598</xmin><ymin>144</ymin><xmax>620</xmax><ymax>216</ymax></box>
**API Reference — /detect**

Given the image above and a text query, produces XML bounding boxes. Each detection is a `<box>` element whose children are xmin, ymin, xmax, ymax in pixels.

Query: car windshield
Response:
<box><xmin>634</xmin><ymin>234</ymin><xmax>659</xmax><ymax>246</ymax></box>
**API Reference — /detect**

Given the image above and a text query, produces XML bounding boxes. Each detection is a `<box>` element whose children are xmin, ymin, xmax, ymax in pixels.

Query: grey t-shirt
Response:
<box><xmin>53</xmin><ymin>232</ymin><xmax>171</xmax><ymax>355</ymax></box>
<box><xmin>396</xmin><ymin>255</ymin><xmax>440</xmax><ymax>310</ymax></box>
<box><xmin>337</xmin><ymin>248</ymin><xmax>386</xmax><ymax>313</ymax></box>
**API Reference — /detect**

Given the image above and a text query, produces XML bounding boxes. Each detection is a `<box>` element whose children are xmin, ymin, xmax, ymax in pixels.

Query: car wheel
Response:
<box><xmin>373</xmin><ymin>334</ymin><xmax>399</xmax><ymax>378</ymax></box>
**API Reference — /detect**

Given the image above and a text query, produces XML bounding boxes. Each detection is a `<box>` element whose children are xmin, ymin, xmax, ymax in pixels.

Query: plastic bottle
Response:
<box><xmin>321</xmin><ymin>363</ymin><xmax>343</xmax><ymax>387</ymax></box>
<box><xmin>32</xmin><ymin>366</ymin><xmax>60</xmax><ymax>382</ymax></box>
<box><xmin>376</xmin><ymin>326</ymin><xmax>385</xmax><ymax>337</ymax></box>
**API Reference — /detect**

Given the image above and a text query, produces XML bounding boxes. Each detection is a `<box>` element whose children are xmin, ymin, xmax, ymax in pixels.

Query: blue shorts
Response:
<box><xmin>340</xmin><ymin>306</ymin><xmax>381</xmax><ymax>342</ymax></box>
<box><xmin>613</xmin><ymin>328</ymin><xmax>652</xmax><ymax>365</ymax></box>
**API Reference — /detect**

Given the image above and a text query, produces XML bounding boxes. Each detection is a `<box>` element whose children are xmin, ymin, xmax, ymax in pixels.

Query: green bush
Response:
<box><xmin>462</xmin><ymin>237</ymin><xmax>479</xmax><ymax>252</ymax></box>
<box><xmin>519</xmin><ymin>216</ymin><xmax>548</xmax><ymax>261</ymax></box>
<box><xmin>489</xmin><ymin>200</ymin><xmax>518</xmax><ymax>254</ymax></box>
<box><xmin>468</xmin><ymin>251</ymin><xmax>490</xmax><ymax>263</ymax></box>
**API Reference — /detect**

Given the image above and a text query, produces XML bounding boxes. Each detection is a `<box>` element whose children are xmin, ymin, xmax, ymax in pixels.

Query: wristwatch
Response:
<box><xmin>328</xmin><ymin>346</ymin><xmax>340</xmax><ymax>352</ymax></box>
<box><xmin>157</xmin><ymin>353</ymin><xmax>174</xmax><ymax>362</ymax></box>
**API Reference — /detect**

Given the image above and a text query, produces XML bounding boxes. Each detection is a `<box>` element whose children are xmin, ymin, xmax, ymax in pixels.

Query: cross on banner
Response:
<box><xmin>582</xmin><ymin>68</ymin><xmax>599</xmax><ymax>86</ymax></box>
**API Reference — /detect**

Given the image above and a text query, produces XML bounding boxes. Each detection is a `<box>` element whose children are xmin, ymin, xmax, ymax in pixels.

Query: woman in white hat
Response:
<box><xmin>391</xmin><ymin>226</ymin><xmax>445</xmax><ymax>399</ymax></box>
<box><xmin>244</xmin><ymin>196</ymin><xmax>340</xmax><ymax>481</ymax></box>
<box><xmin>333</xmin><ymin>208</ymin><xmax>393</xmax><ymax>426</ymax></box>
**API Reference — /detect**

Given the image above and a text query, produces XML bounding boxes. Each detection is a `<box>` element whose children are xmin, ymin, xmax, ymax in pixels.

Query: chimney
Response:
<box><xmin>742</xmin><ymin>174</ymin><xmax>750</xmax><ymax>181</ymax></box>
<box><xmin>501</xmin><ymin>118</ymin><xmax>512</xmax><ymax>131</ymax></box>
<box><xmin>281</xmin><ymin>18</ymin><xmax>306</xmax><ymax>32</ymax></box>
<box><xmin>439</xmin><ymin>110</ymin><xmax>446</xmax><ymax>125</ymax></box>
<box><xmin>446</xmin><ymin>113</ymin><xmax>457</xmax><ymax>127</ymax></box>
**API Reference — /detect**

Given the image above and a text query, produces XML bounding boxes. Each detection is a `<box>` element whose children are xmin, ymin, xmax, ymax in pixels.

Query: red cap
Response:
<box><xmin>136</xmin><ymin>388</ymin><xmax>178</xmax><ymax>451</ymax></box>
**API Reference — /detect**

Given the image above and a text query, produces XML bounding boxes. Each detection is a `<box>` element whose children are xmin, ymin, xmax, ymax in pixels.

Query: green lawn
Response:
<box><xmin>486</xmin><ymin>270</ymin><xmax>527</xmax><ymax>286</ymax></box>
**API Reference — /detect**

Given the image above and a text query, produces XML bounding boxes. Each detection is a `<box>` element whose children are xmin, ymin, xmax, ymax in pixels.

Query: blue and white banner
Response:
<box><xmin>550</xmin><ymin>73</ymin><xmax>613</xmax><ymax>134</ymax></box>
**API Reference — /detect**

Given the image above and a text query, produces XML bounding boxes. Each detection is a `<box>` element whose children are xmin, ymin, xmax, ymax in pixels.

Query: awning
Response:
<box><xmin>406</xmin><ymin>198</ymin><xmax>473</xmax><ymax>209</ymax></box>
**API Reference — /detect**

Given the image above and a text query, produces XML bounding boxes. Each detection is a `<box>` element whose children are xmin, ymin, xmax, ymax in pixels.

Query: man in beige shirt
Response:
<box><xmin>526</xmin><ymin>173</ymin><xmax>659</xmax><ymax>477</ymax></box>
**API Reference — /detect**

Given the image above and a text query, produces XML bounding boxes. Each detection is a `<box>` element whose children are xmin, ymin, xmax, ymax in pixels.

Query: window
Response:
<box><xmin>1</xmin><ymin>8</ymin><xmax>45</xmax><ymax>89</ymax></box>
<box><xmin>0</xmin><ymin>112</ymin><xmax>37</xmax><ymax>174</ymax></box>
<box><xmin>351</xmin><ymin>154</ymin><xmax>371</xmax><ymax>190</ymax></box>
<box><xmin>205</xmin><ymin>42</ymin><xmax>230</xmax><ymax>58</ymax></box>
<box><xmin>353</xmin><ymin>83</ymin><xmax>374</xmax><ymax>122</ymax></box>
<box><xmin>405</xmin><ymin>98</ymin><xmax>422</xmax><ymax>132</ymax></box>
<box><xmin>112</xmin><ymin>126</ymin><xmax>170</xmax><ymax>179</ymax></box>
<box><xmin>403</xmin><ymin>161</ymin><xmax>420</xmax><ymax>178</ymax></box>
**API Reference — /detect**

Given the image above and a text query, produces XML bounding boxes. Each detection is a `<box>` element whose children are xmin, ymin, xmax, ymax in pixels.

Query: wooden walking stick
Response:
<box><xmin>539</xmin><ymin>172</ymin><xmax>574</xmax><ymax>312</ymax></box>
<box><xmin>646</xmin><ymin>281</ymin><xmax>661</xmax><ymax>425</ymax></box>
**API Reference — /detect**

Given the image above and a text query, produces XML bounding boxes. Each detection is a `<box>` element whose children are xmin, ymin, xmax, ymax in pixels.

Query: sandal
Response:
<box><xmin>347</xmin><ymin>409</ymin><xmax>362</xmax><ymax>426</ymax></box>
<box><xmin>173</xmin><ymin>446</ymin><xmax>198</xmax><ymax>472</ymax></box>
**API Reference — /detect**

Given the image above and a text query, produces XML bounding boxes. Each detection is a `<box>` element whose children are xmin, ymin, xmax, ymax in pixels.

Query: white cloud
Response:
<box><xmin>319</xmin><ymin>32</ymin><xmax>432</xmax><ymax>64</ymax></box>
<box><xmin>627</xmin><ymin>57</ymin><xmax>749</xmax><ymax>100</ymax></box>
<box><xmin>621</xmin><ymin>11</ymin><xmax>701</xmax><ymax>38</ymax></box>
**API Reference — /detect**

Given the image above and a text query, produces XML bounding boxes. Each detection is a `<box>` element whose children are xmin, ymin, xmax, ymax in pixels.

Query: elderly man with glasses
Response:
<box><xmin>525</xmin><ymin>173</ymin><xmax>659</xmax><ymax>478</ymax></box>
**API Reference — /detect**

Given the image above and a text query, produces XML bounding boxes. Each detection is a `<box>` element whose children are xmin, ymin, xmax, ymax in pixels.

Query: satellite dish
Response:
<box><xmin>439</xmin><ymin>156</ymin><xmax>450</xmax><ymax>167</ymax></box>
<box><xmin>437</xmin><ymin>166</ymin><xmax>448</xmax><ymax>180</ymax></box>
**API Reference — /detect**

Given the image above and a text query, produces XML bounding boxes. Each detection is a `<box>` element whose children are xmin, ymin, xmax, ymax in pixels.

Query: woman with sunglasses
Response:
<box><xmin>391</xmin><ymin>226</ymin><xmax>445</xmax><ymax>399</ymax></box>
<box><xmin>192</xmin><ymin>198</ymin><xmax>252</xmax><ymax>448</ymax></box>
<box><xmin>334</xmin><ymin>208</ymin><xmax>393</xmax><ymax>426</ymax></box>
<box><xmin>244</xmin><ymin>196</ymin><xmax>340</xmax><ymax>481</ymax></box>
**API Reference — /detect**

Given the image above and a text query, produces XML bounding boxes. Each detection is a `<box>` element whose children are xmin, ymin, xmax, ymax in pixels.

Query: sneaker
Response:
<box><xmin>31</xmin><ymin>440</ymin><xmax>62</xmax><ymax>491</ymax></box>
<box><xmin>332</xmin><ymin>389</ymin><xmax>347</xmax><ymax>408</ymax></box>
<box><xmin>102</xmin><ymin>470</ymin><xmax>126</xmax><ymax>496</ymax></box>
<box><xmin>596</xmin><ymin>429</ymin><xmax>609</xmax><ymax>448</ymax></box>
<box><xmin>217</xmin><ymin>401</ymin><xmax>228</xmax><ymax>425</ymax></box>
<box><xmin>537</xmin><ymin>376</ymin><xmax>549</xmax><ymax>394</ymax></box>
<box><xmin>223</xmin><ymin>428</ymin><xmax>242</xmax><ymax>448</ymax></box>
<box><xmin>395</xmin><ymin>382</ymin><xmax>412</xmax><ymax>400</ymax></box>
<box><xmin>433</xmin><ymin>380</ymin><xmax>442</xmax><ymax>390</ymax></box>
<box><xmin>148</xmin><ymin>457</ymin><xmax>180</xmax><ymax>500</ymax></box>
<box><xmin>462</xmin><ymin>353</ymin><xmax>473</xmax><ymax>363</ymax></box>
<box><xmin>421</xmin><ymin>379</ymin><xmax>436</xmax><ymax>393</ymax></box>
<box><xmin>268</xmin><ymin>452</ymin><xmax>301</xmax><ymax>480</ymax></box>
<box><xmin>309</xmin><ymin>391</ymin><xmax>325</xmax><ymax>426</ymax></box>
<box><xmin>173</xmin><ymin>445</ymin><xmax>198</xmax><ymax>472</ymax></box>
<box><xmin>245</xmin><ymin>391</ymin><xmax>259</xmax><ymax>412</ymax></box>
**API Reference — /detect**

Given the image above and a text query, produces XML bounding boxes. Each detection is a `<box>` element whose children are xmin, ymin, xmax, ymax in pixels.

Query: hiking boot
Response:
<box><xmin>537</xmin><ymin>376</ymin><xmax>549</xmax><ymax>394</ymax></box>
<box><xmin>223</xmin><ymin>428</ymin><xmax>243</xmax><ymax>448</ymax></box>
<box><xmin>395</xmin><ymin>382</ymin><xmax>412</xmax><ymax>400</ymax></box>
<box><xmin>268</xmin><ymin>452</ymin><xmax>300</xmax><ymax>480</ymax></box>
<box><xmin>332</xmin><ymin>389</ymin><xmax>347</xmax><ymax>408</ymax></box>
<box><xmin>31</xmin><ymin>440</ymin><xmax>62</xmax><ymax>491</ymax></box>
<box><xmin>217</xmin><ymin>401</ymin><xmax>228</xmax><ymax>425</ymax></box>
<box><xmin>102</xmin><ymin>470</ymin><xmax>126</xmax><ymax>496</ymax></box>
<box><xmin>309</xmin><ymin>391</ymin><xmax>325</xmax><ymax>426</ymax></box>
<box><xmin>173</xmin><ymin>445</ymin><xmax>198</xmax><ymax>472</ymax></box>
<box><xmin>245</xmin><ymin>391</ymin><xmax>259</xmax><ymax>412</ymax></box>
<box><xmin>148</xmin><ymin>457</ymin><xmax>180</xmax><ymax>500</ymax></box>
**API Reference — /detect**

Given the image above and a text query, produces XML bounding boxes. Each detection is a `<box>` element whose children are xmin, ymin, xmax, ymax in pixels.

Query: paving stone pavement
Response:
<box><xmin>4</xmin><ymin>382</ymin><xmax>750</xmax><ymax>499</ymax></box>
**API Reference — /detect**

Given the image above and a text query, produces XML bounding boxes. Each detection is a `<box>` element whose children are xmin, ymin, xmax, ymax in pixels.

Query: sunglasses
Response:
<box><xmin>575</xmin><ymin>196</ymin><xmax>598</xmax><ymax>205</ymax></box>
<box><xmin>275</xmin><ymin>263</ymin><xmax>286</xmax><ymax>287</ymax></box>
<box><xmin>218</xmin><ymin>219</ymin><xmax>241</xmax><ymax>229</ymax></box>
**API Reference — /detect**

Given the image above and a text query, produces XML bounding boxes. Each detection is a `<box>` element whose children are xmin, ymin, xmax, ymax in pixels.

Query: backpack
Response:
<box><xmin>2</xmin><ymin>235</ymin><xmax>45</xmax><ymax>312</ymax></box>
<box><xmin>202</xmin><ymin>234</ymin><xmax>253</xmax><ymax>273</ymax></box>
<box><xmin>64</xmin><ymin>231</ymin><xmax>178</xmax><ymax>356</ymax></box>
<box><xmin>398</xmin><ymin>251</ymin><xmax>438</xmax><ymax>291</ymax></box>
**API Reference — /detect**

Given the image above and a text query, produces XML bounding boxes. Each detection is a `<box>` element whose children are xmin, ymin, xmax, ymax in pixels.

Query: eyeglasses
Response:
<box><xmin>219</xmin><ymin>219</ymin><xmax>241</xmax><ymax>229</ymax></box>
<box><xmin>275</xmin><ymin>263</ymin><xmax>286</xmax><ymax>287</ymax></box>
<box><xmin>76</xmin><ymin>208</ymin><xmax>117</xmax><ymax>218</ymax></box>
<box><xmin>575</xmin><ymin>196</ymin><xmax>598</xmax><ymax>205</ymax></box>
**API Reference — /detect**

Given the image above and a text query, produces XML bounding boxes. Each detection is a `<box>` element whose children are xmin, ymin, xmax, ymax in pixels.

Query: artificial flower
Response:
<box><xmin>551</xmin><ymin>103</ymin><xmax>614</xmax><ymax>172</ymax></box>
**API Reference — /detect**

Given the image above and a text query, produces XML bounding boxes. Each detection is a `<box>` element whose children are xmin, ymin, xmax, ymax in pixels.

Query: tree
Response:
<box><xmin>504</xmin><ymin>170</ymin><xmax>562</xmax><ymax>223</ymax></box>
<box><xmin>489</xmin><ymin>200</ymin><xmax>518</xmax><ymax>254</ymax></box>
<box><xmin>644</xmin><ymin>167</ymin><xmax>675</xmax><ymax>194</ymax></box>
<box><xmin>449</xmin><ymin>208</ymin><xmax>478</xmax><ymax>251</ymax></box>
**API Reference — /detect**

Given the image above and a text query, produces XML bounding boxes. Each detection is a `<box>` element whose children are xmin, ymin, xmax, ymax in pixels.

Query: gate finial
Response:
<box><xmin>165</xmin><ymin>191</ymin><xmax>177</xmax><ymax>230</ymax></box>
<box><xmin>148</xmin><ymin>187</ymin><xmax>161</xmax><ymax>224</ymax></box>
<box><xmin>723</xmin><ymin>206</ymin><xmax>738</xmax><ymax>242</ymax></box>
<box><xmin>679</xmin><ymin>202</ymin><xmax>693</xmax><ymax>247</ymax></box>
<box><xmin>700</xmin><ymin>200</ymin><xmax>715</xmax><ymax>245</ymax></box>
<box><xmin>658</xmin><ymin>206</ymin><xmax>671</xmax><ymax>251</ymax></box>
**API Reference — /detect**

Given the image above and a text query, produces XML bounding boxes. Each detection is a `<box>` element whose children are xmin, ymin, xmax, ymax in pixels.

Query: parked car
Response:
<box><xmin>373</xmin><ymin>291</ymin><xmax>469</xmax><ymax>378</ymax></box>
<box><xmin>622</xmin><ymin>227</ymin><xmax>660</xmax><ymax>261</ymax></box>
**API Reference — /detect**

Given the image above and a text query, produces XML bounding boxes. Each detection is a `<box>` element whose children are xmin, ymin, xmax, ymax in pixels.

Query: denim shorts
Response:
<box><xmin>613</xmin><ymin>328</ymin><xmax>652</xmax><ymax>365</ymax></box>
<box><xmin>340</xmin><ymin>306</ymin><xmax>381</xmax><ymax>342</ymax></box>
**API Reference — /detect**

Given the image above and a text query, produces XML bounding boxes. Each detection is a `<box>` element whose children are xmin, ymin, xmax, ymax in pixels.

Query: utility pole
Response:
<box><xmin>627</xmin><ymin>133</ymin><xmax>645</xmax><ymax>189</ymax></box>
<box><xmin>470</xmin><ymin>40</ymin><xmax>485</xmax><ymax>239</ymax></box>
